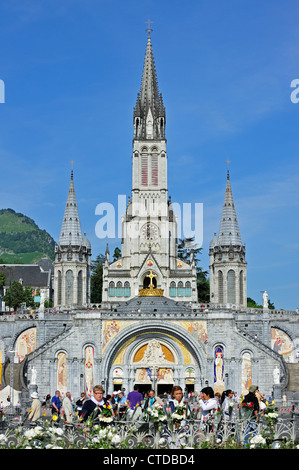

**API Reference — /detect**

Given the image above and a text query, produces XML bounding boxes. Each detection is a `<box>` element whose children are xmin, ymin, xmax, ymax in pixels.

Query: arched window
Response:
<box><xmin>124</xmin><ymin>281</ymin><xmax>131</xmax><ymax>297</ymax></box>
<box><xmin>84</xmin><ymin>346</ymin><xmax>94</xmax><ymax>397</ymax></box>
<box><xmin>241</xmin><ymin>352</ymin><xmax>252</xmax><ymax>395</ymax></box>
<box><xmin>108</xmin><ymin>281</ymin><xmax>115</xmax><ymax>297</ymax></box>
<box><xmin>77</xmin><ymin>270</ymin><xmax>83</xmax><ymax>305</ymax></box>
<box><xmin>177</xmin><ymin>281</ymin><xmax>184</xmax><ymax>297</ymax></box>
<box><xmin>218</xmin><ymin>271</ymin><xmax>223</xmax><ymax>304</ymax></box>
<box><xmin>185</xmin><ymin>281</ymin><xmax>191</xmax><ymax>297</ymax></box>
<box><xmin>151</xmin><ymin>154</ymin><xmax>158</xmax><ymax>186</ymax></box>
<box><xmin>239</xmin><ymin>270</ymin><xmax>244</xmax><ymax>305</ymax></box>
<box><xmin>57</xmin><ymin>351</ymin><xmax>67</xmax><ymax>395</ymax></box>
<box><xmin>57</xmin><ymin>270</ymin><xmax>62</xmax><ymax>305</ymax></box>
<box><xmin>227</xmin><ymin>269</ymin><xmax>236</xmax><ymax>304</ymax></box>
<box><xmin>169</xmin><ymin>281</ymin><xmax>176</xmax><ymax>297</ymax></box>
<box><xmin>214</xmin><ymin>345</ymin><xmax>224</xmax><ymax>392</ymax></box>
<box><xmin>116</xmin><ymin>281</ymin><xmax>123</xmax><ymax>297</ymax></box>
<box><xmin>65</xmin><ymin>270</ymin><xmax>74</xmax><ymax>305</ymax></box>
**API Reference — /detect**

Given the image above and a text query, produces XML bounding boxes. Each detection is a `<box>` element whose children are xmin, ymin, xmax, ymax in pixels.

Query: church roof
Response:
<box><xmin>58</xmin><ymin>170</ymin><xmax>83</xmax><ymax>247</ymax></box>
<box><xmin>217</xmin><ymin>171</ymin><xmax>242</xmax><ymax>246</ymax></box>
<box><xmin>112</xmin><ymin>295</ymin><xmax>191</xmax><ymax>314</ymax></box>
<box><xmin>0</xmin><ymin>264</ymin><xmax>52</xmax><ymax>288</ymax></box>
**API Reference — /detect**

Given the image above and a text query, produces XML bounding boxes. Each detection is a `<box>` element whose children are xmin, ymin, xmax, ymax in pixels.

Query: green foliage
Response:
<box><xmin>178</xmin><ymin>237</ymin><xmax>210</xmax><ymax>303</ymax></box>
<box><xmin>90</xmin><ymin>254</ymin><xmax>105</xmax><ymax>303</ymax></box>
<box><xmin>112</xmin><ymin>247</ymin><xmax>121</xmax><ymax>261</ymax></box>
<box><xmin>0</xmin><ymin>209</ymin><xmax>55</xmax><ymax>262</ymax></box>
<box><xmin>247</xmin><ymin>297</ymin><xmax>262</xmax><ymax>308</ymax></box>
<box><xmin>2</xmin><ymin>280</ymin><xmax>36</xmax><ymax>310</ymax></box>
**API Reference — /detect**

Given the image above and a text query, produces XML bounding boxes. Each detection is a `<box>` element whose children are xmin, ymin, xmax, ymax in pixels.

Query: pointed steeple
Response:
<box><xmin>59</xmin><ymin>170</ymin><xmax>83</xmax><ymax>246</ymax></box>
<box><xmin>217</xmin><ymin>170</ymin><xmax>242</xmax><ymax>246</ymax></box>
<box><xmin>133</xmin><ymin>29</ymin><xmax>166</xmax><ymax>140</ymax></box>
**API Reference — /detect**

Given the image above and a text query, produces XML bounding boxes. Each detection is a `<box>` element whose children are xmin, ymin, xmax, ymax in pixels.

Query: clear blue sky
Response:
<box><xmin>0</xmin><ymin>0</ymin><xmax>298</xmax><ymax>310</ymax></box>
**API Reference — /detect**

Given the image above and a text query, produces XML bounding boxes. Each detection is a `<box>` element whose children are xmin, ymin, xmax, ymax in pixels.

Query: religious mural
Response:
<box><xmin>113</xmin><ymin>367</ymin><xmax>124</xmax><ymax>386</ymax></box>
<box><xmin>134</xmin><ymin>368</ymin><xmax>152</xmax><ymax>384</ymax></box>
<box><xmin>84</xmin><ymin>346</ymin><xmax>94</xmax><ymax>397</ymax></box>
<box><xmin>185</xmin><ymin>367</ymin><xmax>195</xmax><ymax>385</ymax></box>
<box><xmin>157</xmin><ymin>368</ymin><xmax>174</xmax><ymax>384</ymax></box>
<box><xmin>0</xmin><ymin>350</ymin><xmax>2</xmax><ymax>390</ymax></box>
<box><xmin>214</xmin><ymin>345</ymin><xmax>224</xmax><ymax>394</ymax></box>
<box><xmin>15</xmin><ymin>327</ymin><xmax>37</xmax><ymax>362</ymax></box>
<box><xmin>241</xmin><ymin>352</ymin><xmax>252</xmax><ymax>395</ymax></box>
<box><xmin>173</xmin><ymin>321</ymin><xmax>207</xmax><ymax>343</ymax></box>
<box><xmin>102</xmin><ymin>320</ymin><xmax>134</xmax><ymax>352</ymax></box>
<box><xmin>271</xmin><ymin>328</ymin><xmax>293</xmax><ymax>360</ymax></box>
<box><xmin>57</xmin><ymin>352</ymin><xmax>67</xmax><ymax>394</ymax></box>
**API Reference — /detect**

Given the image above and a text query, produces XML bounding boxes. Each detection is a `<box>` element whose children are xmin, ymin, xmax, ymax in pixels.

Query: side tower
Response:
<box><xmin>102</xmin><ymin>30</ymin><xmax>197</xmax><ymax>302</ymax></box>
<box><xmin>209</xmin><ymin>169</ymin><xmax>247</xmax><ymax>307</ymax></box>
<box><xmin>53</xmin><ymin>169</ymin><xmax>91</xmax><ymax>308</ymax></box>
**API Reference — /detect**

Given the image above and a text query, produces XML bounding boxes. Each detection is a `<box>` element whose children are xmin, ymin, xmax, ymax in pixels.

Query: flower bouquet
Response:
<box><xmin>239</xmin><ymin>401</ymin><xmax>254</xmax><ymax>420</ymax></box>
<box><xmin>98</xmin><ymin>404</ymin><xmax>114</xmax><ymax>425</ymax></box>
<box><xmin>143</xmin><ymin>403</ymin><xmax>167</xmax><ymax>424</ymax></box>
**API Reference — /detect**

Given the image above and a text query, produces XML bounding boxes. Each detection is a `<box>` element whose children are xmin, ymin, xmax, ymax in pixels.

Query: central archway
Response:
<box><xmin>101</xmin><ymin>321</ymin><xmax>207</xmax><ymax>395</ymax></box>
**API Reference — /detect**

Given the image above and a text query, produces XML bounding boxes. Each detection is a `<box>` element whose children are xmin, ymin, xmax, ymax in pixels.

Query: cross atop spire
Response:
<box><xmin>145</xmin><ymin>18</ymin><xmax>153</xmax><ymax>36</ymax></box>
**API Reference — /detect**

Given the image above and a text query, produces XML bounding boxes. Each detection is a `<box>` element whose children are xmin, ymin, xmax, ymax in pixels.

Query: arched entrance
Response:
<box><xmin>132</xmin><ymin>339</ymin><xmax>176</xmax><ymax>396</ymax></box>
<box><xmin>102</xmin><ymin>321</ymin><xmax>206</xmax><ymax>396</ymax></box>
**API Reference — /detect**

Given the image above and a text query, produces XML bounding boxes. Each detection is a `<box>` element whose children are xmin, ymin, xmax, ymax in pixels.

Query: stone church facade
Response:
<box><xmin>1</xmin><ymin>31</ymin><xmax>299</xmax><ymax>406</ymax></box>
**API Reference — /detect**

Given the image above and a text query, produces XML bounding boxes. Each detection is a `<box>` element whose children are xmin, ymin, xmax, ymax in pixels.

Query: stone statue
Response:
<box><xmin>31</xmin><ymin>366</ymin><xmax>37</xmax><ymax>385</ymax></box>
<box><xmin>273</xmin><ymin>366</ymin><xmax>280</xmax><ymax>385</ymax></box>
<box><xmin>263</xmin><ymin>291</ymin><xmax>269</xmax><ymax>309</ymax></box>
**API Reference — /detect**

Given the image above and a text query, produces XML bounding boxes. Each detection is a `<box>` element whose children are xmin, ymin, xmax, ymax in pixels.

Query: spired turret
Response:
<box><xmin>209</xmin><ymin>170</ymin><xmax>247</xmax><ymax>307</ymax></box>
<box><xmin>54</xmin><ymin>169</ymin><xmax>91</xmax><ymax>308</ymax></box>
<box><xmin>133</xmin><ymin>32</ymin><xmax>166</xmax><ymax>141</ymax></box>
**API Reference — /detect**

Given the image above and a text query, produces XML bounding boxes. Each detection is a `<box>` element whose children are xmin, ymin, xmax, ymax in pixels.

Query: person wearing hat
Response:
<box><xmin>28</xmin><ymin>391</ymin><xmax>42</xmax><ymax>422</ymax></box>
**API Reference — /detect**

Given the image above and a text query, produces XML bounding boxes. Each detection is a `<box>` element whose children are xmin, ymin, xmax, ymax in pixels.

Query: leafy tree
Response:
<box><xmin>0</xmin><ymin>271</ymin><xmax>6</xmax><ymax>293</ymax></box>
<box><xmin>90</xmin><ymin>254</ymin><xmax>105</xmax><ymax>303</ymax></box>
<box><xmin>178</xmin><ymin>237</ymin><xmax>210</xmax><ymax>303</ymax></box>
<box><xmin>3</xmin><ymin>280</ymin><xmax>24</xmax><ymax>311</ymax></box>
<box><xmin>247</xmin><ymin>297</ymin><xmax>262</xmax><ymax>308</ymax></box>
<box><xmin>23</xmin><ymin>285</ymin><xmax>35</xmax><ymax>308</ymax></box>
<box><xmin>112</xmin><ymin>247</ymin><xmax>121</xmax><ymax>261</ymax></box>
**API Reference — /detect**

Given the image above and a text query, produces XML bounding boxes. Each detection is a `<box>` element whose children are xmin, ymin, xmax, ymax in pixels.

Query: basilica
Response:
<box><xmin>1</xmin><ymin>30</ymin><xmax>299</xmax><ymax>407</ymax></box>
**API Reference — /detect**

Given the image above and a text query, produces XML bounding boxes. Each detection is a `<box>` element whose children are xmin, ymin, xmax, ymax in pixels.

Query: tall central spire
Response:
<box><xmin>133</xmin><ymin>27</ymin><xmax>166</xmax><ymax>140</ymax></box>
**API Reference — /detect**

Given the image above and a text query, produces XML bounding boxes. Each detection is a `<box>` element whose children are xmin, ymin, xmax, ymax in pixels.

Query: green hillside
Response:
<box><xmin>0</xmin><ymin>208</ymin><xmax>56</xmax><ymax>263</ymax></box>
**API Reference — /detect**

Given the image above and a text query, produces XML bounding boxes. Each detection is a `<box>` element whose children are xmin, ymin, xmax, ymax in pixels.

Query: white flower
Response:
<box><xmin>0</xmin><ymin>434</ymin><xmax>7</xmax><ymax>443</ymax></box>
<box><xmin>111</xmin><ymin>434</ymin><xmax>121</xmax><ymax>445</ymax></box>
<box><xmin>250</xmin><ymin>434</ymin><xmax>266</xmax><ymax>447</ymax></box>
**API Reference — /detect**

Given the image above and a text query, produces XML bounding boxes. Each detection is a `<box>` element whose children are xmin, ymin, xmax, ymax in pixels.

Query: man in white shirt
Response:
<box><xmin>198</xmin><ymin>386</ymin><xmax>218</xmax><ymax>422</ymax></box>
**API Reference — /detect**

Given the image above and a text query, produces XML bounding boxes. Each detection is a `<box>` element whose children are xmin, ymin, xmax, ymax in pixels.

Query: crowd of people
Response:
<box><xmin>24</xmin><ymin>382</ymin><xmax>270</xmax><ymax>433</ymax></box>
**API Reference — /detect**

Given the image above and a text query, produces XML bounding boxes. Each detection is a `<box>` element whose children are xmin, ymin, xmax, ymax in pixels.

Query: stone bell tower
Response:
<box><xmin>54</xmin><ymin>168</ymin><xmax>91</xmax><ymax>308</ymax></box>
<box><xmin>209</xmin><ymin>169</ymin><xmax>247</xmax><ymax>307</ymax></box>
<box><xmin>102</xmin><ymin>28</ymin><xmax>197</xmax><ymax>303</ymax></box>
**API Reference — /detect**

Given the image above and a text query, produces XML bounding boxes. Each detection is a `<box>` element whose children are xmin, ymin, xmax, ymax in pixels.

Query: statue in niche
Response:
<box><xmin>273</xmin><ymin>366</ymin><xmax>280</xmax><ymax>384</ymax></box>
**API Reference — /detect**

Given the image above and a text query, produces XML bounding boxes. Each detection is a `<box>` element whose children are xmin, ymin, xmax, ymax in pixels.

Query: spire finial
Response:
<box><xmin>226</xmin><ymin>158</ymin><xmax>231</xmax><ymax>179</ymax></box>
<box><xmin>70</xmin><ymin>159</ymin><xmax>75</xmax><ymax>178</ymax></box>
<box><xmin>145</xmin><ymin>18</ymin><xmax>153</xmax><ymax>36</ymax></box>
